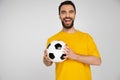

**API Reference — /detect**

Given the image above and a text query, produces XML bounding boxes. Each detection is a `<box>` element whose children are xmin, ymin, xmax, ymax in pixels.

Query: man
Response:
<box><xmin>43</xmin><ymin>0</ymin><xmax>101</xmax><ymax>80</ymax></box>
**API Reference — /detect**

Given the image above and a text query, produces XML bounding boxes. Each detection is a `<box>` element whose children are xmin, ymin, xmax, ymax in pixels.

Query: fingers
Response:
<box><xmin>63</xmin><ymin>46</ymin><xmax>76</xmax><ymax>60</ymax></box>
<box><xmin>63</xmin><ymin>46</ymin><xmax>70</xmax><ymax>59</ymax></box>
<box><xmin>44</xmin><ymin>49</ymin><xmax>48</xmax><ymax>58</ymax></box>
<box><xmin>43</xmin><ymin>49</ymin><xmax>53</xmax><ymax>62</ymax></box>
<box><xmin>44</xmin><ymin>49</ymin><xmax>48</xmax><ymax>56</ymax></box>
<box><xmin>63</xmin><ymin>54</ymin><xmax>68</xmax><ymax>59</ymax></box>
<box><xmin>65</xmin><ymin>46</ymin><xmax>70</xmax><ymax>49</ymax></box>
<box><xmin>63</xmin><ymin>46</ymin><xmax>70</xmax><ymax>54</ymax></box>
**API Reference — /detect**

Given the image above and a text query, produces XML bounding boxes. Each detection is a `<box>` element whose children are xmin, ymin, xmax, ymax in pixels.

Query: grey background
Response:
<box><xmin>0</xmin><ymin>0</ymin><xmax>120</xmax><ymax>80</ymax></box>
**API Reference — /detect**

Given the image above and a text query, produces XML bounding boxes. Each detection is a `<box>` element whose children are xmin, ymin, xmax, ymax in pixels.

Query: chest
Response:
<box><xmin>59</xmin><ymin>35</ymin><xmax>88</xmax><ymax>55</ymax></box>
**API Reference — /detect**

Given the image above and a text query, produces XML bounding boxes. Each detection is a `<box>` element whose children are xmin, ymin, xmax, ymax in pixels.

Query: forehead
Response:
<box><xmin>60</xmin><ymin>5</ymin><xmax>74</xmax><ymax>11</ymax></box>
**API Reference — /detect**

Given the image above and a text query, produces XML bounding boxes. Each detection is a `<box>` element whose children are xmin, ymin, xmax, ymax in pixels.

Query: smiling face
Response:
<box><xmin>59</xmin><ymin>5</ymin><xmax>76</xmax><ymax>29</ymax></box>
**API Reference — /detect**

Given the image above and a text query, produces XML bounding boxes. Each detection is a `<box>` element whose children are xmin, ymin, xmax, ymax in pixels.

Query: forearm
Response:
<box><xmin>74</xmin><ymin>54</ymin><xmax>101</xmax><ymax>66</ymax></box>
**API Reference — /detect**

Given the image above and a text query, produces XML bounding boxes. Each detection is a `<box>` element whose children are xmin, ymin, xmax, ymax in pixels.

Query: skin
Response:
<box><xmin>43</xmin><ymin>5</ymin><xmax>101</xmax><ymax>66</ymax></box>
<box><xmin>60</xmin><ymin>5</ymin><xmax>75</xmax><ymax>29</ymax></box>
<box><xmin>43</xmin><ymin>49</ymin><xmax>53</xmax><ymax>66</ymax></box>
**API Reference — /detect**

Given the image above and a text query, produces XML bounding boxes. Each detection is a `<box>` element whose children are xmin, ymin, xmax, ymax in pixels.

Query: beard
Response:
<box><xmin>61</xmin><ymin>17</ymin><xmax>74</xmax><ymax>29</ymax></box>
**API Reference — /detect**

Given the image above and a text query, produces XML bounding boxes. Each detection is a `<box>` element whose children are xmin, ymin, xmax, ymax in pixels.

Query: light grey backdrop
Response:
<box><xmin>0</xmin><ymin>0</ymin><xmax>120</xmax><ymax>80</ymax></box>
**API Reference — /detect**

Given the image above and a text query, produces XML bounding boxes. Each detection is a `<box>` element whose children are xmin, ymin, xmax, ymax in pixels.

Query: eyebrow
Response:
<box><xmin>61</xmin><ymin>10</ymin><xmax>66</xmax><ymax>12</ymax></box>
<box><xmin>61</xmin><ymin>9</ymin><xmax>74</xmax><ymax>13</ymax></box>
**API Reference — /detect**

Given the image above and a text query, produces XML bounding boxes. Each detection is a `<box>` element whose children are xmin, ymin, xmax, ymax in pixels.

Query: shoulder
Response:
<box><xmin>76</xmin><ymin>30</ymin><xmax>95</xmax><ymax>42</ymax></box>
<box><xmin>47</xmin><ymin>31</ymin><xmax>61</xmax><ymax>43</ymax></box>
<box><xmin>48</xmin><ymin>31</ymin><xmax>60</xmax><ymax>39</ymax></box>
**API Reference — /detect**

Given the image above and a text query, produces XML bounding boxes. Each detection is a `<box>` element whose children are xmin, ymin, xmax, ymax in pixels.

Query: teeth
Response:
<box><xmin>65</xmin><ymin>19</ymin><xmax>70</xmax><ymax>21</ymax></box>
<box><xmin>65</xmin><ymin>19</ymin><xmax>71</xmax><ymax>22</ymax></box>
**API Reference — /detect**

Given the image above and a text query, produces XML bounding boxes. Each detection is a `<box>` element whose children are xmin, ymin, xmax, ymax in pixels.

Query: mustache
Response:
<box><xmin>63</xmin><ymin>17</ymin><xmax>72</xmax><ymax>20</ymax></box>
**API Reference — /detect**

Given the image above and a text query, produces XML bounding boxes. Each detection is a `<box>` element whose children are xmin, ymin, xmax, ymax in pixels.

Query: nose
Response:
<box><xmin>66</xmin><ymin>12</ymin><xmax>70</xmax><ymax>17</ymax></box>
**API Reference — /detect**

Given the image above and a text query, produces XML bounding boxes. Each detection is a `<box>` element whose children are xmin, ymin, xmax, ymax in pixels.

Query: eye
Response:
<box><xmin>69</xmin><ymin>10</ymin><xmax>74</xmax><ymax>14</ymax></box>
<box><xmin>61</xmin><ymin>10</ymin><xmax>66</xmax><ymax>14</ymax></box>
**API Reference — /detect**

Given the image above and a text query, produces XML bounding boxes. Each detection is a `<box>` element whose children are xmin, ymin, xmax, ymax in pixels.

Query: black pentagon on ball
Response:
<box><xmin>55</xmin><ymin>43</ymin><xmax>62</xmax><ymax>50</ymax></box>
<box><xmin>60</xmin><ymin>54</ymin><xmax>66</xmax><ymax>60</ymax></box>
<box><xmin>49</xmin><ymin>53</ymin><xmax>55</xmax><ymax>59</ymax></box>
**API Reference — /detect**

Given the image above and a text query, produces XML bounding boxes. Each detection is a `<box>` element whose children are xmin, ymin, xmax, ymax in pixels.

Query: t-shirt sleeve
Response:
<box><xmin>87</xmin><ymin>34</ymin><xmax>101</xmax><ymax>58</ymax></box>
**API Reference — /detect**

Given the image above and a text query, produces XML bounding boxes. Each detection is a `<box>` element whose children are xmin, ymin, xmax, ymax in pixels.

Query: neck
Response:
<box><xmin>62</xmin><ymin>27</ymin><xmax>77</xmax><ymax>33</ymax></box>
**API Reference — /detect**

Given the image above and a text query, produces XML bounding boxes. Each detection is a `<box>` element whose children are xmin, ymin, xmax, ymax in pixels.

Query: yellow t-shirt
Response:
<box><xmin>46</xmin><ymin>30</ymin><xmax>100</xmax><ymax>80</ymax></box>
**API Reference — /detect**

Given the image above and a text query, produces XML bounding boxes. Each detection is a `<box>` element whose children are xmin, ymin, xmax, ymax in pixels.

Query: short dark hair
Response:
<box><xmin>58</xmin><ymin>0</ymin><xmax>76</xmax><ymax>14</ymax></box>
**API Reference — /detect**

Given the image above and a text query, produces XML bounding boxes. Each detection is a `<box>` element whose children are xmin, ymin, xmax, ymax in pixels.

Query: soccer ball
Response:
<box><xmin>47</xmin><ymin>40</ymin><xmax>66</xmax><ymax>63</ymax></box>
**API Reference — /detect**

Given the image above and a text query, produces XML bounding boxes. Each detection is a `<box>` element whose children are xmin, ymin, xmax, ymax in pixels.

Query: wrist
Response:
<box><xmin>74</xmin><ymin>54</ymin><xmax>80</xmax><ymax>61</ymax></box>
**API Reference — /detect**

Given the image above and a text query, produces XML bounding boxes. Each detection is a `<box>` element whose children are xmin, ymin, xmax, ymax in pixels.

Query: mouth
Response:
<box><xmin>63</xmin><ymin>18</ymin><xmax>72</xmax><ymax>24</ymax></box>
